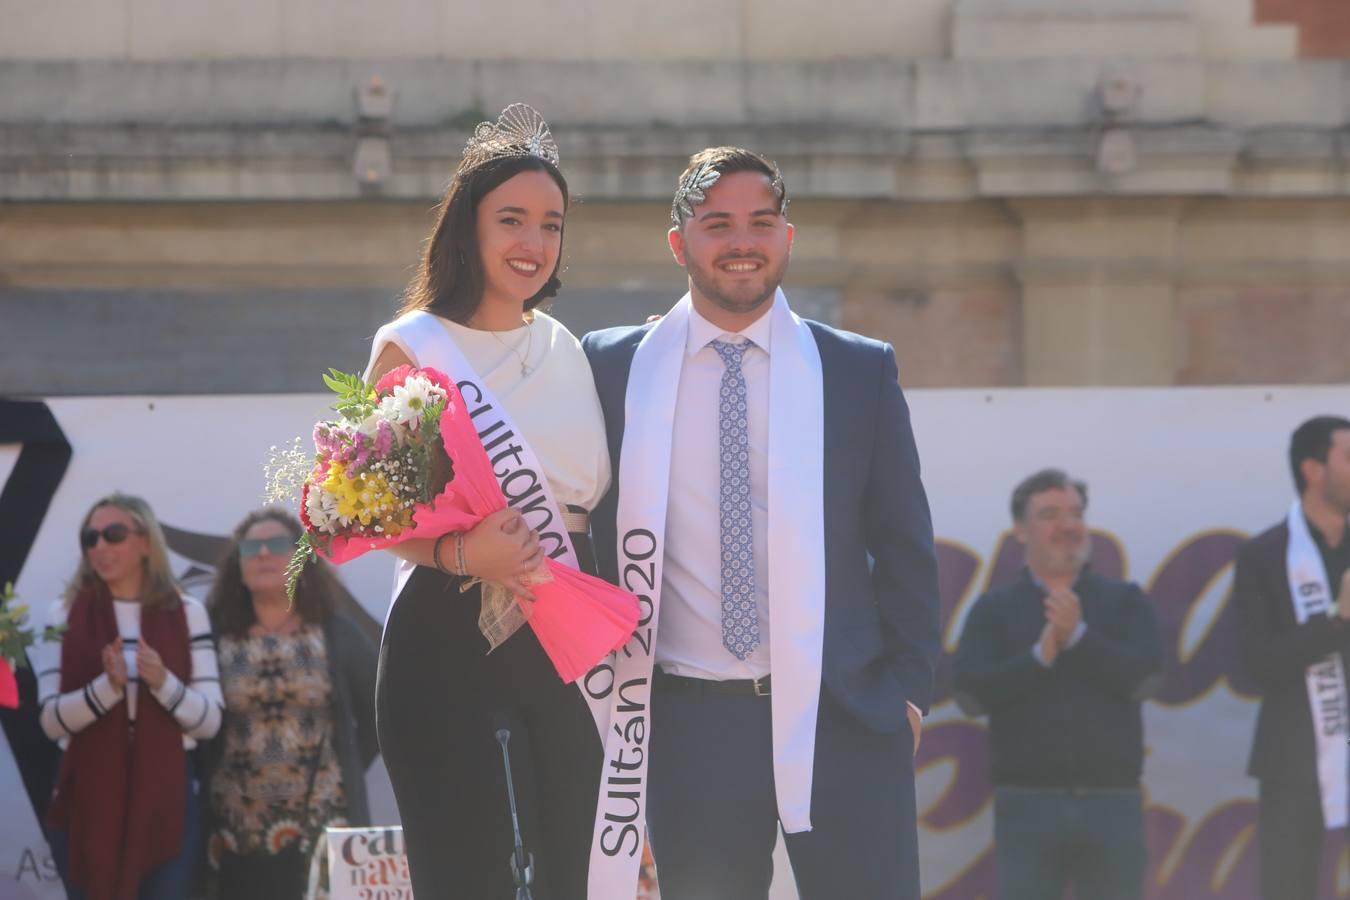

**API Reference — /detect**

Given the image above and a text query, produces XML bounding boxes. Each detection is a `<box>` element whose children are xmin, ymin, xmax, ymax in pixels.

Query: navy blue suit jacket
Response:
<box><xmin>582</xmin><ymin>319</ymin><xmax>941</xmax><ymax>733</ymax></box>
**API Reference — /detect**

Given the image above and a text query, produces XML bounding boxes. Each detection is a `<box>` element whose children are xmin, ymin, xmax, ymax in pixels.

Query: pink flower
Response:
<box><xmin>374</xmin><ymin>365</ymin><xmax>454</xmax><ymax>396</ymax></box>
<box><xmin>374</xmin><ymin>365</ymin><xmax>416</xmax><ymax>396</ymax></box>
<box><xmin>375</xmin><ymin>418</ymin><xmax>394</xmax><ymax>456</ymax></box>
<box><xmin>345</xmin><ymin>432</ymin><xmax>372</xmax><ymax>478</ymax></box>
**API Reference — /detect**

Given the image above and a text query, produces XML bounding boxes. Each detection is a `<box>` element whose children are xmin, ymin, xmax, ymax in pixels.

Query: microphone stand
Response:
<box><xmin>496</xmin><ymin>726</ymin><xmax>534</xmax><ymax>900</ymax></box>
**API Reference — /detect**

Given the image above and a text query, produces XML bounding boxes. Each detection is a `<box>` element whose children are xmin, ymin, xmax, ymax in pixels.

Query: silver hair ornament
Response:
<box><xmin>460</xmin><ymin>103</ymin><xmax>560</xmax><ymax>172</ymax></box>
<box><xmin>670</xmin><ymin>160</ymin><xmax>789</xmax><ymax>227</ymax></box>
<box><xmin>671</xmin><ymin>162</ymin><xmax>722</xmax><ymax>227</ymax></box>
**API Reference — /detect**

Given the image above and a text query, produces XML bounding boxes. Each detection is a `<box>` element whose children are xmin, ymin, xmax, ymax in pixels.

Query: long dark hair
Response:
<box><xmin>400</xmin><ymin>155</ymin><xmax>569</xmax><ymax>323</ymax></box>
<box><xmin>207</xmin><ymin>507</ymin><xmax>338</xmax><ymax>638</ymax></box>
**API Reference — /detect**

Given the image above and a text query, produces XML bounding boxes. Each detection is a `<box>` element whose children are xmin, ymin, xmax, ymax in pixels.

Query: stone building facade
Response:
<box><xmin>3</xmin><ymin>0</ymin><xmax>1349</xmax><ymax>392</ymax></box>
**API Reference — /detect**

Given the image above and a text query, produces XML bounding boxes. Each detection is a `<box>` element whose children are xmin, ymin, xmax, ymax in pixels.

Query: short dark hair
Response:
<box><xmin>673</xmin><ymin>146</ymin><xmax>787</xmax><ymax>228</ymax></box>
<box><xmin>207</xmin><ymin>507</ymin><xmax>339</xmax><ymax>638</ymax></box>
<box><xmin>1289</xmin><ymin>415</ymin><xmax>1350</xmax><ymax>494</ymax></box>
<box><xmin>400</xmin><ymin>154</ymin><xmax>568</xmax><ymax>322</ymax></box>
<box><xmin>1011</xmin><ymin>468</ymin><xmax>1088</xmax><ymax>522</ymax></box>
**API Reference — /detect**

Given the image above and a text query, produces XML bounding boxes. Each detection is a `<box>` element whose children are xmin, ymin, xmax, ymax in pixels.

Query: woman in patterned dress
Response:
<box><xmin>204</xmin><ymin>507</ymin><xmax>377</xmax><ymax>899</ymax></box>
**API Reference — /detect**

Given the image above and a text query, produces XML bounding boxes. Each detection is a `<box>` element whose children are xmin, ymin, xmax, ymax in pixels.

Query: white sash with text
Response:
<box><xmin>1286</xmin><ymin>500</ymin><xmax>1349</xmax><ymax>829</ymax></box>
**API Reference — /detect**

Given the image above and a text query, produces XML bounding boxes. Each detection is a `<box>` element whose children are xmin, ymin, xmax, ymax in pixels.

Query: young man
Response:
<box><xmin>582</xmin><ymin>147</ymin><xmax>940</xmax><ymax>899</ymax></box>
<box><xmin>1235</xmin><ymin>416</ymin><xmax>1350</xmax><ymax>900</ymax></box>
<box><xmin>954</xmin><ymin>469</ymin><xmax>1161</xmax><ymax>900</ymax></box>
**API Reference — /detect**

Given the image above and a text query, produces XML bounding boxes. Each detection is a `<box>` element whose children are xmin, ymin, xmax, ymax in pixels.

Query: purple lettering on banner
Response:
<box><xmin>925</xmin><ymin>846</ymin><xmax>997</xmax><ymax>900</ymax></box>
<box><xmin>1146</xmin><ymin>531</ymin><xmax>1257</xmax><ymax>705</ymax></box>
<box><xmin>933</xmin><ymin>540</ymin><xmax>982</xmax><ymax>708</ymax></box>
<box><xmin>1146</xmin><ymin>801</ymin><xmax>1258</xmax><ymax>899</ymax></box>
<box><xmin>914</xmin><ymin>719</ymin><xmax>992</xmax><ymax>830</ymax></box>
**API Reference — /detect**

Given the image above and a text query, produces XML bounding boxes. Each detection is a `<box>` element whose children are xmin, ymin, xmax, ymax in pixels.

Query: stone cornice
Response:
<box><xmin>2</xmin><ymin>59</ymin><xmax>1348</xmax><ymax>201</ymax></box>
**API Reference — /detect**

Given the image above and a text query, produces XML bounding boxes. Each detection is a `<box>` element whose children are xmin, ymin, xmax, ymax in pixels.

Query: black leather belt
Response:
<box><xmin>654</xmin><ymin>668</ymin><xmax>771</xmax><ymax>698</ymax></box>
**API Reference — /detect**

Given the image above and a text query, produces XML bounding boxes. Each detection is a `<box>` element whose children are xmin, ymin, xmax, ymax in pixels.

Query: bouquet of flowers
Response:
<box><xmin>281</xmin><ymin>365</ymin><xmax>638</xmax><ymax>683</ymax></box>
<box><xmin>0</xmin><ymin>582</ymin><xmax>65</xmax><ymax>709</ymax></box>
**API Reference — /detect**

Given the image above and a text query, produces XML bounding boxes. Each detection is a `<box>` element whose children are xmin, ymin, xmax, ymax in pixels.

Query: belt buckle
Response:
<box><xmin>752</xmin><ymin>677</ymin><xmax>770</xmax><ymax>697</ymax></box>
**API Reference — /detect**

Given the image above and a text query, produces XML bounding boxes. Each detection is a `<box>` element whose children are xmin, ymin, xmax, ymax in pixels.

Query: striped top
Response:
<box><xmin>32</xmin><ymin>595</ymin><xmax>224</xmax><ymax>750</ymax></box>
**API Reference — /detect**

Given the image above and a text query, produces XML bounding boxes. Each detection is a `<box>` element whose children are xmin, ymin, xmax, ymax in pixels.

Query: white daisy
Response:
<box><xmin>306</xmin><ymin>486</ymin><xmax>341</xmax><ymax>533</ymax></box>
<box><xmin>390</xmin><ymin>376</ymin><xmax>445</xmax><ymax>428</ymax></box>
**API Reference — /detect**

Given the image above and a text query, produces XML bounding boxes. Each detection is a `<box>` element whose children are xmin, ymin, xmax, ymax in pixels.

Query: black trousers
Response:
<box><xmin>1258</xmin><ymin>777</ymin><xmax>1338</xmax><ymax>900</ymax></box>
<box><xmin>376</xmin><ymin>561</ymin><xmax>603</xmax><ymax>900</ymax></box>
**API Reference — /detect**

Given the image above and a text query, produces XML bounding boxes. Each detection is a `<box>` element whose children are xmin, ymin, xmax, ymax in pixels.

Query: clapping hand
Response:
<box><xmin>1044</xmin><ymin>588</ymin><xmax>1082</xmax><ymax>647</ymax></box>
<box><xmin>1037</xmin><ymin>621</ymin><xmax>1060</xmax><ymax>666</ymax></box>
<box><xmin>137</xmin><ymin>640</ymin><xmax>167</xmax><ymax>691</ymax></box>
<box><xmin>101</xmin><ymin>638</ymin><xmax>128</xmax><ymax>691</ymax></box>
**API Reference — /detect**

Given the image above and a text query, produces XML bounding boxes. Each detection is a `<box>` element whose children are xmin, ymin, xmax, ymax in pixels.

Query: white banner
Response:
<box><xmin>324</xmin><ymin>827</ymin><xmax>411</xmax><ymax>900</ymax></box>
<box><xmin>4</xmin><ymin>386</ymin><xmax>1348</xmax><ymax>900</ymax></box>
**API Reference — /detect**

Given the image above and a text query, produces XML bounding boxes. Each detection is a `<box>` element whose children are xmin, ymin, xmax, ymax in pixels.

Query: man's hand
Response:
<box><xmin>137</xmin><ymin>641</ymin><xmax>167</xmax><ymax>691</ymax></box>
<box><xmin>1337</xmin><ymin>568</ymin><xmax>1350</xmax><ymax>621</ymax></box>
<box><xmin>1044</xmin><ymin>588</ymin><xmax>1082</xmax><ymax>646</ymax></box>
<box><xmin>906</xmin><ymin>704</ymin><xmax>922</xmax><ymax>757</ymax></box>
<box><xmin>1037</xmin><ymin>621</ymin><xmax>1060</xmax><ymax>666</ymax></box>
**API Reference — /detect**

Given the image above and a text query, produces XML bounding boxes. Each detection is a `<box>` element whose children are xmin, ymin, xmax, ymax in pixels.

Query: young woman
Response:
<box><xmin>204</xmin><ymin>507</ymin><xmax>377</xmax><ymax>899</ymax></box>
<box><xmin>365</xmin><ymin>103</ymin><xmax>611</xmax><ymax>899</ymax></box>
<box><xmin>38</xmin><ymin>494</ymin><xmax>223</xmax><ymax>900</ymax></box>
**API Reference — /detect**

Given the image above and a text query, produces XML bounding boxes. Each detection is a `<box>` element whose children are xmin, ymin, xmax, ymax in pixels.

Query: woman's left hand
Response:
<box><xmin>137</xmin><ymin>641</ymin><xmax>167</xmax><ymax>691</ymax></box>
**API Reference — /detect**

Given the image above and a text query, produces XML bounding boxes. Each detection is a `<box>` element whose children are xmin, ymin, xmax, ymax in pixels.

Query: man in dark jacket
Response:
<box><xmin>1235</xmin><ymin>415</ymin><xmax>1350</xmax><ymax>900</ymax></box>
<box><xmin>955</xmin><ymin>468</ymin><xmax>1161</xmax><ymax>900</ymax></box>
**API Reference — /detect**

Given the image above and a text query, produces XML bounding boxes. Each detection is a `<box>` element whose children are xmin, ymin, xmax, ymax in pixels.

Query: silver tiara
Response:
<box><xmin>670</xmin><ymin>159</ymin><xmax>789</xmax><ymax>227</ymax></box>
<box><xmin>461</xmin><ymin>103</ymin><xmax>560</xmax><ymax>172</ymax></box>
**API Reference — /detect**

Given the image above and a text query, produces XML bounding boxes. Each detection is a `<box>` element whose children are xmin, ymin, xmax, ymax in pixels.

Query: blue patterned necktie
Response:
<box><xmin>712</xmin><ymin>338</ymin><xmax>759</xmax><ymax>661</ymax></box>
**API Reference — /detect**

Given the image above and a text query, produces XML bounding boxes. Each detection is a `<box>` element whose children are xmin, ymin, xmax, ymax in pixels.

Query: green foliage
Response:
<box><xmin>285</xmin><ymin>533</ymin><xmax>318</xmax><ymax>606</ymax></box>
<box><xmin>0</xmin><ymin>583</ymin><xmax>65</xmax><ymax>669</ymax></box>
<box><xmin>323</xmin><ymin>368</ymin><xmax>378</xmax><ymax>421</ymax></box>
<box><xmin>421</xmin><ymin>396</ymin><xmax>445</xmax><ymax>433</ymax></box>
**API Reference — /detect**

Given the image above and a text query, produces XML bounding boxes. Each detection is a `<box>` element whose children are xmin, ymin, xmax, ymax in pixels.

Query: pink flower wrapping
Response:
<box><xmin>312</xmin><ymin>365</ymin><xmax>638</xmax><ymax>683</ymax></box>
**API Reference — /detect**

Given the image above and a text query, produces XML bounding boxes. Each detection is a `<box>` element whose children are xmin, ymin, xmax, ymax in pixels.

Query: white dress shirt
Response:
<box><xmin>656</xmin><ymin>304</ymin><xmax>773</xmax><ymax>680</ymax></box>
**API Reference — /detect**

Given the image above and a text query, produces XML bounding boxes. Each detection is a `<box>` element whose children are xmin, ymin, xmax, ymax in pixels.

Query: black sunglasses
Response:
<box><xmin>239</xmin><ymin>536</ymin><xmax>296</xmax><ymax>558</ymax></box>
<box><xmin>80</xmin><ymin>523</ymin><xmax>139</xmax><ymax>549</ymax></box>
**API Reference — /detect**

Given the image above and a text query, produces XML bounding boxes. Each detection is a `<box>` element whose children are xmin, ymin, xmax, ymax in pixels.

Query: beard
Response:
<box><xmin>685</xmin><ymin>250</ymin><xmax>789</xmax><ymax>317</ymax></box>
<box><xmin>1323</xmin><ymin>477</ymin><xmax>1350</xmax><ymax>517</ymax></box>
<box><xmin>1035</xmin><ymin>538</ymin><xmax>1090</xmax><ymax>576</ymax></box>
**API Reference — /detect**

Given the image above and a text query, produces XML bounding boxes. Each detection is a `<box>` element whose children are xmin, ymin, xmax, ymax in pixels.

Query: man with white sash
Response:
<box><xmin>1236</xmin><ymin>415</ymin><xmax>1350</xmax><ymax>900</ymax></box>
<box><xmin>582</xmin><ymin>147</ymin><xmax>940</xmax><ymax>899</ymax></box>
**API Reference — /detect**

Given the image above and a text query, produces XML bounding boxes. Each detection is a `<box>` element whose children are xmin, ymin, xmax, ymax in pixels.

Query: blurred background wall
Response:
<box><xmin>4</xmin><ymin>0</ymin><xmax>1350</xmax><ymax>394</ymax></box>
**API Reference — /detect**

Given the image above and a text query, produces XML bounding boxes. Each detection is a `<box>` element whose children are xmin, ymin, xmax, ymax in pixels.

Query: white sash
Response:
<box><xmin>368</xmin><ymin>312</ymin><xmax>629</xmax><ymax>897</ymax></box>
<box><xmin>590</xmin><ymin>290</ymin><xmax>826</xmax><ymax>893</ymax></box>
<box><xmin>1286</xmin><ymin>500</ymin><xmax>1349</xmax><ymax>829</ymax></box>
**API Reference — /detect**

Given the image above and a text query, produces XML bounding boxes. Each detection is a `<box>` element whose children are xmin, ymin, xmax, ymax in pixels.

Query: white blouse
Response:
<box><xmin>370</xmin><ymin>310</ymin><xmax>612</xmax><ymax>514</ymax></box>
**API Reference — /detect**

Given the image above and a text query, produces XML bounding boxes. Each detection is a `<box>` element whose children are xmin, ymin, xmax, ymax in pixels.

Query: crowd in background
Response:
<box><xmin>29</xmin><ymin>497</ymin><xmax>377</xmax><ymax>900</ymax></box>
<box><xmin>21</xmin><ymin>412</ymin><xmax>1350</xmax><ymax>900</ymax></box>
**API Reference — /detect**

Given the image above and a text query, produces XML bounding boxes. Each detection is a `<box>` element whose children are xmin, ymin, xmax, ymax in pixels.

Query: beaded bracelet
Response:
<box><xmin>454</xmin><ymin>533</ymin><xmax>468</xmax><ymax>578</ymax></box>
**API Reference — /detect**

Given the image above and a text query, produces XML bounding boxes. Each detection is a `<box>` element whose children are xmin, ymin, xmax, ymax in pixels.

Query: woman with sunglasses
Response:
<box><xmin>203</xmin><ymin>507</ymin><xmax>377</xmax><ymax>899</ymax></box>
<box><xmin>36</xmin><ymin>493</ymin><xmax>223</xmax><ymax>900</ymax></box>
